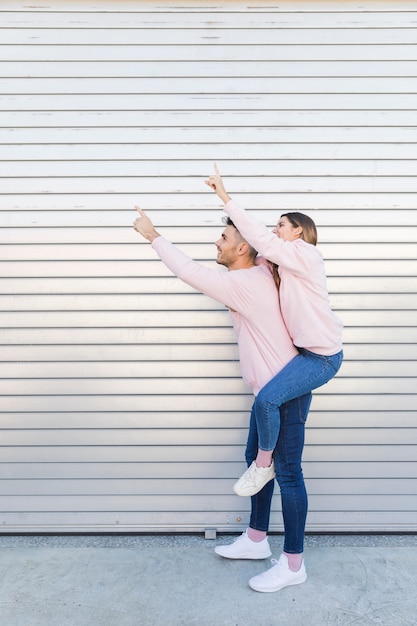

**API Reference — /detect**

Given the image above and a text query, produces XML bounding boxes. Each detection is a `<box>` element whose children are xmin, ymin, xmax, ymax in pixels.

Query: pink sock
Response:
<box><xmin>255</xmin><ymin>449</ymin><xmax>273</xmax><ymax>468</ymax></box>
<box><xmin>284</xmin><ymin>552</ymin><xmax>303</xmax><ymax>572</ymax></box>
<box><xmin>247</xmin><ymin>527</ymin><xmax>267</xmax><ymax>542</ymax></box>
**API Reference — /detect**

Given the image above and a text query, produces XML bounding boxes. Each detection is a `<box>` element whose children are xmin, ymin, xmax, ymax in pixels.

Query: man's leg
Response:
<box><xmin>249</xmin><ymin>392</ymin><xmax>312</xmax><ymax>593</ymax></box>
<box><xmin>214</xmin><ymin>405</ymin><xmax>272</xmax><ymax>559</ymax></box>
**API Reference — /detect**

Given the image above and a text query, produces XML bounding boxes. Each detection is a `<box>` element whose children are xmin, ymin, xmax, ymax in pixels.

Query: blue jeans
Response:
<box><xmin>246</xmin><ymin>393</ymin><xmax>312</xmax><ymax>554</ymax></box>
<box><xmin>255</xmin><ymin>348</ymin><xmax>343</xmax><ymax>451</ymax></box>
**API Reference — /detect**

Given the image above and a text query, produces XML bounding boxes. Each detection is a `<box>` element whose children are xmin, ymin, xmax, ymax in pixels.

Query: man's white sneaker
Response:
<box><xmin>214</xmin><ymin>530</ymin><xmax>272</xmax><ymax>560</ymax></box>
<box><xmin>249</xmin><ymin>554</ymin><xmax>307</xmax><ymax>593</ymax></box>
<box><xmin>233</xmin><ymin>461</ymin><xmax>275</xmax><ymax>497</ymax></box>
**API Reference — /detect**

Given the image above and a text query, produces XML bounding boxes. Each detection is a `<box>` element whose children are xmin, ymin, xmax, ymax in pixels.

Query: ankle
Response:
<box><xmin>255</xmin><ymin>449</ymin><xmax>273</xmax><ymax>468</ymax></box>
<box><xmin>247</xmin><ymin>527</ymin><xmax>267</xmax><ymax>543</ymax></box>
<box><xmin>284</xmin><ymin>552</ymin><xmax>303</xmax><ymax>572</ymax></box>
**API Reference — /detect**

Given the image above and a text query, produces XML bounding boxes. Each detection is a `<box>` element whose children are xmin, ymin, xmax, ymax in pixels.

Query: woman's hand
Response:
<box><xmin>204</xmin><ymin>163</ymin><xmax>232</xmax><ymax>204</ymax></box>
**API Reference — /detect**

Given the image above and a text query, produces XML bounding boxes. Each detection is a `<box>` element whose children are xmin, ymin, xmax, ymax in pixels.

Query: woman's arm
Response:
<box><xmin>204</xmin><ymin>165</ymin><xmax>316</xmax><ymax>274</ymax></box>
<box><xmin>204</xmin><ymin>162</ymin><xmax>232</xmax><ymax>204</ymax></box>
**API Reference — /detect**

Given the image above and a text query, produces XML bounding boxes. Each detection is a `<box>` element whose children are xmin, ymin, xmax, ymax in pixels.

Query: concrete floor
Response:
<box><xmin>0</xmin><ymin>534</ymin><xmax>416</xmax><ymax>626</ymax></box>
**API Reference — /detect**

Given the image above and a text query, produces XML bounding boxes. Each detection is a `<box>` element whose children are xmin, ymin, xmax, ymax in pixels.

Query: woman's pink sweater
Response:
<box><xmin>224</xmin><ymin>200</ymin><xmax>343</xmax><ymax>355</ymax></box>
<box><xmin>152</xmin><ymin>236</ymin><xmax>298</xmax><ymax>395</ymax></box>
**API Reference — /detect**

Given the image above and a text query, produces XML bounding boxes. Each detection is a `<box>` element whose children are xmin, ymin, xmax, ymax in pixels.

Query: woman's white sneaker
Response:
<box><xmin>233</xmin><ymin>461</ymin><xmax>275</xmax><ymax>497</ymax></box>
<box><xmin>214</xmin><ymin>530</ymin><xmax>272</xmax><ymax>559</ymax></box>
<box><xmin>248</xmin><ymin>554</ymin><xmax>307</xmax><ymax>592</ymax></box>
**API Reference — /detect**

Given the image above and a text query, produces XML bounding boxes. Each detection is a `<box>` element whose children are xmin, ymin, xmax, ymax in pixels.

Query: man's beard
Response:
<box><xmin>216</xmin><ymin>254</ymin><xmax>228</xmax><ymax>268</ymax></box>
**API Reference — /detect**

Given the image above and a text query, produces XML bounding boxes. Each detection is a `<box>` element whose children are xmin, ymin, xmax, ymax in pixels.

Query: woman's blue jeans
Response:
<box><xmin>255</xmin><ymin>348</ymin><xmax>343</xmax><ymax>451</ymax></box>
<box><xmin>246</xmin><ymin>393</ymin><xmax>312</xmax><ymax>554</ymax></box>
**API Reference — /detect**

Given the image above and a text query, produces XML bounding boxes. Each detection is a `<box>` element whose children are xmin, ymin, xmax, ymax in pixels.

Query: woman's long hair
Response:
<box><xmin>269</xmin><ymin>211</ymin><xmax>318</xmax><ymax>291</ymax></box>
<box><xmin>269</xmin><ymin>261</ymin><xmax>281</xmax><ymax>291</ymax></box>
<box><xmin>282</xmin><ymin>212</ymin><xmax>318</xmax><ymax>246</ymax></box>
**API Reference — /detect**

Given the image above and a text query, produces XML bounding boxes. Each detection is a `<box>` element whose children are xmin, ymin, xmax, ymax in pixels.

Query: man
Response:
<box><xmin>133</xmin><ymin>205</ymin><xmax>311</xmax><ymax>593</ymax></box>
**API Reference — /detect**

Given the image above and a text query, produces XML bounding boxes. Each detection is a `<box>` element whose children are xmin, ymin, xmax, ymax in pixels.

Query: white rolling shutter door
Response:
<box><xmin>1</xmin><ymin>0</ymin><xmax>416</xmax><ymax>532</ymax></box>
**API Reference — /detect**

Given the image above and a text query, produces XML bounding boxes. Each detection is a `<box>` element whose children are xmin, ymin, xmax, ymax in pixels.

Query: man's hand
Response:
<box><xmin>204</xmin><ymin>163</ymin><xmax>232</xmax><ymax>204</ymax></box>
<box><xmin>133</xmin><ymin>206</ymin><xmax>161</xmax><ymax>242</ymax></box>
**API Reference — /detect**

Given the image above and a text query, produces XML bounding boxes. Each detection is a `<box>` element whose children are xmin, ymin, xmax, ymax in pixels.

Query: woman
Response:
<box><xmin>205</xmin><ymin>164</ymin><xmax>343</xmax><ymax>503</ymax></box>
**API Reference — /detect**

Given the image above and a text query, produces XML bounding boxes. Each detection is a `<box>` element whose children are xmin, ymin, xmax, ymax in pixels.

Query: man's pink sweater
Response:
<box><xmin>152</xmin><ymin>236</ymin><xmax>298</xmax><ymax>396</ymax></box>
<box><xmin>224</xmin><ymin>201</ymin><xmax>343</xmax><ymax>355</ymax></box>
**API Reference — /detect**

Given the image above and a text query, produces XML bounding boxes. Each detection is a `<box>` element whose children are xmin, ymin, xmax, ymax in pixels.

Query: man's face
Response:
<box><xmin>215</xmin><ymin>225</ymin><xmax>240</xmax><ymax>268</ymax></box>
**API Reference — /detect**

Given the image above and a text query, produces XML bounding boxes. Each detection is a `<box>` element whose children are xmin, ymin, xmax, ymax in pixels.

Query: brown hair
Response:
<box><xmin>223</xmin><ymin>216</ymin><xmax>258</xmax><ymax>262</ymax></box>
<box><xmin>281</xmin><ymin>212</ymin><xmax>318</xmax><ymax>246</ymax></box>
<box><xmin>269</xmin><ymin>212</ymin><xmax>318</xmax><ymax>291</ymax></box>
<box><xmin>269</xmin><ymin>261</ymin><xmax>281</xmax><ymax>291</ymax></box>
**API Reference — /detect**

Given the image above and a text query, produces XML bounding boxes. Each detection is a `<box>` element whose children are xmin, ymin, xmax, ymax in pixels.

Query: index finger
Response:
<box><xmin>214</xmin><ymin>162</ymin><xmax>220</xmax><ymax>175</ymax></box>
<box><xmin>135</xmin><ymin>205</ymin><xmax>146</xmax><ymax>217</ymax></box>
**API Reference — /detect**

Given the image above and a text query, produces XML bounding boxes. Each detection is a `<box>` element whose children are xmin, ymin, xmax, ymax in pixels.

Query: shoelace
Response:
<box><xmin>239</xmin><ymin>466</ymin><xmax>258</xmax><ymax>486</ymax></box>
<box><xmin>240</xmin><ymin>464</ymin><xmax>273</xmax><ymax>488</ymax></box>
<box><xmin>268</xmin><ymin>558</ymin><xmax>285</xmax><ymax>574</ymax></box>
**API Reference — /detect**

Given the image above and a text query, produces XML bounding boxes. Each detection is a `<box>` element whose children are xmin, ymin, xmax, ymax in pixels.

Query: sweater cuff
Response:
<box><xmin>224</xmin><ymin>199</ymin><xmax>239</xmax><ymax>213</ymax></box>
<box><xmin>151</xmin><ymin>235</ymin><xmax>164</xmax><ymax>251</ymax></box>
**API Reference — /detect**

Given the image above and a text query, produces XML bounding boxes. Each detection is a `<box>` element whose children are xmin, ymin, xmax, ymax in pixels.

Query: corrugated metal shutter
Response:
<box><xmin>1</xmin><ymin>0</ymin><xmax>416</xmax><ymax>532</ymax></box>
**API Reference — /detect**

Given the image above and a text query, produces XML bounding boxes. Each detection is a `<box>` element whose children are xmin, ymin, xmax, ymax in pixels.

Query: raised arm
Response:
<box><xmin>133</xmin><ymin>205</ymin><xmax>161</xmax><ymax>242</ymax></box>
<box><xmin>204</xmin><ymin>163</ymin><xmax>232</xmax><ymax>204</ymax></box>
<box><xmin>132</xmin><ymin>205</ymin><xmax>255</xmax><ymax>313</ymax></box>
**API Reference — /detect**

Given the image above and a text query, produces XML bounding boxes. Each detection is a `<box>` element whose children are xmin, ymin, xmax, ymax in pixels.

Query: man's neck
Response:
<box><xmin>227</xmin><ymin>259</ymin><xmax>256</xmax><ymax>271</ymax></box>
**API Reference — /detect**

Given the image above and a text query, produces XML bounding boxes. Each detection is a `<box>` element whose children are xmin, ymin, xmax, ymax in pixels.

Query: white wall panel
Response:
<box><xmin>1</xmin><ymin>0</ymin><xmax>416</xmax><ymax>533</ymax></box>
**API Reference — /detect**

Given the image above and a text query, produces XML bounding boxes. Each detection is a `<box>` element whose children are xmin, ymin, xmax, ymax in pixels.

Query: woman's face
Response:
<box><xmin>272</xmin><ymin>216</ymin><xmax>302</xmax><ymax>242</ymax></box>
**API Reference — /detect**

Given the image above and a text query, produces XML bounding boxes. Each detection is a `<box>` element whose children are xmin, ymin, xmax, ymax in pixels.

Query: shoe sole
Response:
<box><xmin>214</xmin><ymin>548</ymin><xmax>272</xmax><ymax>560</ymax></box>
<box><xmin>249</xmin><ymin>573</ymin><xmax>307</xmax><ymax>593</ymax></box>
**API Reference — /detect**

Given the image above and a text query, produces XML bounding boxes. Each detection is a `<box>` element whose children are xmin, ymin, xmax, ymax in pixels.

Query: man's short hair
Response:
<box><xmin>222</xmin><ymin>216</ymin><xmax>258</xmax><ymax>261</ymax></box>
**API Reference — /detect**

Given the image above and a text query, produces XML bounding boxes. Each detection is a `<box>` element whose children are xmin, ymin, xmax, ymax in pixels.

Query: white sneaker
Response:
<box><xmin>214</xmin><ymin>530</ymin><xmax>272</xmax><ymax>560</ymax></box>
<box><xmin>249</xmin><ymin>554</ymin><xmax>307</xmax><ymax>593</ymax></box>
<box><xmin>233</xmin><ymin>461</ymin><xmax>275</xmax><ymax>497</ymax></box>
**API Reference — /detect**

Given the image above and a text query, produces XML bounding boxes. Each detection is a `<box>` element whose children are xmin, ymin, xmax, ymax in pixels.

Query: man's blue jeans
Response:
<box><xmin>246</xmin><ymin>393</ymin><xmax>312</xmax><ymax>554</ymax></box>
<box><xmin>255</xmin><ymin>348</ymin><xmax>343</xmax><ymax>451</ymax></box>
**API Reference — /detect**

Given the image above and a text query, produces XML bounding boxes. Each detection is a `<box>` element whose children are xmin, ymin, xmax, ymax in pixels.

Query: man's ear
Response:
<box><xmin>236</xmin><ymin>241</ymin><xmax>249</xmax><ymax>256</ymax></box>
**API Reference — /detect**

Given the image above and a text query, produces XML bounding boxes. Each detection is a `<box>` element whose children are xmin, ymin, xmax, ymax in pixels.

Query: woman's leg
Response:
<box><xmin>255</xmin><ymin>349</ymin><xmax>343</xmax><ymax>454</ymax></box>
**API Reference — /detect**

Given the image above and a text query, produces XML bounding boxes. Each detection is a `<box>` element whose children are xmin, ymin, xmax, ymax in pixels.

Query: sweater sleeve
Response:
<box><xmin>151</xmin><ymin>236</ymin><xmax>254</xmax><ymax>312</ymax></box>
<box><xmin>224</xmin><ymin>200</ymin><xmax>321</xmax><ymax>277</ymax></box>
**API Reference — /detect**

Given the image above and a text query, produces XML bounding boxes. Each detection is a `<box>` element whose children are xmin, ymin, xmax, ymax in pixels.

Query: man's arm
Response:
<box><xmin>133</xmin><ymin>205</ymin><xmax>162</xmax><ymax>242</ymax></box>
<box><xmin>132</xmin><ymin>206</ymin><xmax>252</xmax><ymax>312</ymax></box>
